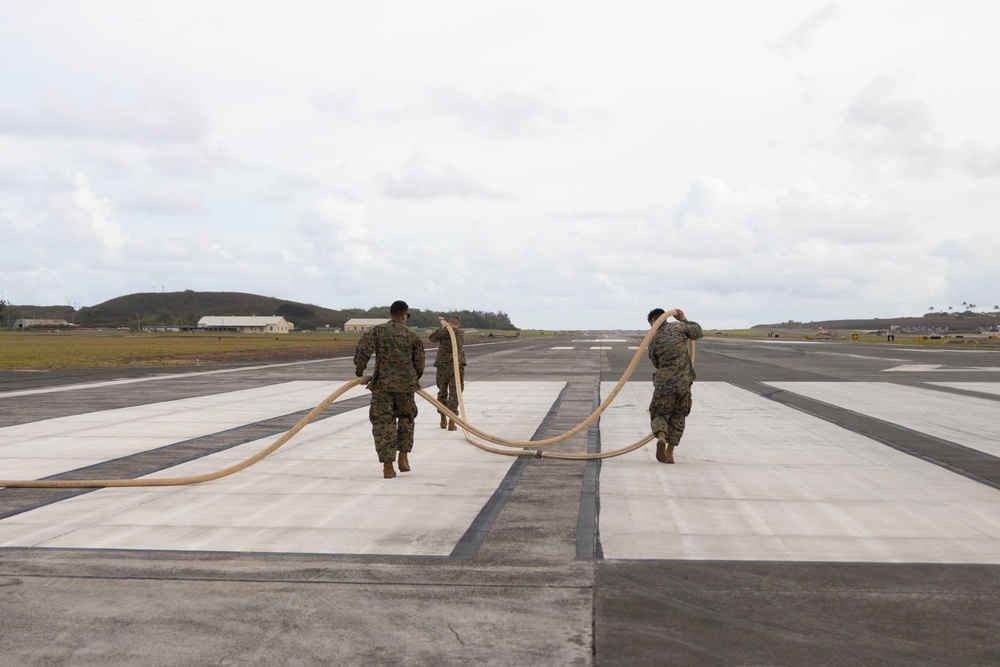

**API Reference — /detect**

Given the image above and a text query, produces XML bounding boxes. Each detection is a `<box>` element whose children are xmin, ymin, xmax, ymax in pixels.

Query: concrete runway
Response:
<box><xmin>2</xmin><ymin>333</ymin><xmax>999</xmax><ymax>665</ymax></box>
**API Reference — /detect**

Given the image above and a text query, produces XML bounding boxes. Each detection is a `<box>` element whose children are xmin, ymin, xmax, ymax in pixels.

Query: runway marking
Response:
<box><xmin>765</xmin><ymin>382</ymin><xmax>1000</xmax><ymax>458</ymax></box>
<box><xmin>0</xmin><ymin>382</ymin><xmax>369</xmax><ymax>480</ymax></box>
<box><xmin>930</xmin><ymin>382</ymin><xmax>1000</xmax><ymax>397</ymax></box>
<box><xmin>884</xmin><ymin>364</ymin><xmax>1000</xmax><ymax>372</ymax></box>
<box><xmin>0</xmin><ymin>382</ymin><xmax>565</xmax><ymax>556</ymax></box>
<box><xmin>573</xmin><ymin>339</ymin><xmax>627</xmax><ymax>343</ymax></box>
<box><xmin>550</xmin><ymin>347</ymin><xmax>575</xmax><ymax>350</ymax></box>
<box><xmin>598</xmin><ymin>381</ymin><xmax>1000</xmax><ymax>563</ymax></box>
<box><xmin>0</xmin><ymin>358</ymin><xmax>343</xmax><ymax>399</ymax></box>
<box><xmin>814</xmin><ymin>352</ymin><xmax>911</xmax><ymax>362</ymax></box>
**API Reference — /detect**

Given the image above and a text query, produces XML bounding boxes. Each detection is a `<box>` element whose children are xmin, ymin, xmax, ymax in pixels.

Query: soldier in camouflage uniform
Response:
<box><xmin>646</xmin><ymin>307</ymin><xmax>703</xmax><ymax>464</ymax></box>
<box><xmin>353</xmin><ymin>300</ymin><xmax>425</xmax><ymax>479</ymax></box>
<box><xmin>428</xmin><ymin>315</ymin><xmax>466</xmax><ymax>431</ymax></box>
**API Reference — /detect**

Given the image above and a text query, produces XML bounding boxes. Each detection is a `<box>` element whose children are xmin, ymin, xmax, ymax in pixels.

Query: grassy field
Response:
<box><xmin>0</xmin><ymin>331</ymin><xmax>365</xmax><ymax>369</ymax></box>
<box><xmin>4</xmin><ymin>328</ymin><xmax>995</xmax><ymax>371</ymax></box>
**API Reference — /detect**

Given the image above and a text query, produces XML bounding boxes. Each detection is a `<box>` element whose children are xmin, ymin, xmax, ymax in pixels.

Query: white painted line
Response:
<box><xmin>0</xmin><ymin>357</ymin><xmax>349</xmax><ymax>399</ymax></box>
<box><xmin>550</xmin><ymin>347</ymin><xmax>575</xmax><ymax>350</ymax></box>
<box><xmin>598</xmin><ymin>381</ymin><xmax>1000</xmax><ymax>563</ymax></box>
<box><xmin>885</xmin><ymin>364</ymin><xmax>1000</xmax><ymax>372</ymax></box>
<box><xmin>929</xmin><ymin>382</ymin><xmax>1000</xmax><ymax>397</ymax></box>
<box><xmin>766</xmin><ymin>382</ymin><xmax>1000</xmax><ymax>458</ymax></box>
<box><xmin>884</xmin><ymin>365</ymin><xmax>946</xmax><ymax>372</ymax></box>
<box><xmin>0</xmin><ymin>382</ymin><xmax>566</xmax><ymax>556</ymax></box>
<box><xmin>0</xmin><ymin>382</ymin><xmax>369</xmax><ymax>480</ymax></box>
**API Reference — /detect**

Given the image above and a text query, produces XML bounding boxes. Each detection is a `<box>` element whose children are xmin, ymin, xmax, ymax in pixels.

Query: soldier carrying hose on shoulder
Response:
<box><xmin>646</xmin><ymin>307</ymin><xmax>703</xmax><ymax>464</ymax></box>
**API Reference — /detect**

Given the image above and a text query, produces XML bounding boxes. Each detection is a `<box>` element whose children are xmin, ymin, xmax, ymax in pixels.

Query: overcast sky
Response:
<box><xmin>2</xmin><ymin>2</ymin><xmax>998</xmax><ymax>330</ymax></box>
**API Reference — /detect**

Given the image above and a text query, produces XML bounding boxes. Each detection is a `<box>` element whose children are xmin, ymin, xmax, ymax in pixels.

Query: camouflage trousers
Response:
<box><xmin>435</xmin><ymin>365</ymin><xmax>466</xmax><ymax>416</ymax></box>
<box><xmin>369</xmin><ymin>389</ymin><xmax>418</xmax><ymax>463</ymax></box>
<box><xmin>648</xmin><ymin>381</ymin><xmax>693</xmax><ymax>447</ymax></box>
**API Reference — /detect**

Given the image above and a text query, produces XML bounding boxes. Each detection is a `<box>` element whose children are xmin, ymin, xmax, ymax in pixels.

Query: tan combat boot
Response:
<box><xmin>440</xmin><ymin>414</ymin><xmax>448</xmax><ymax>429</ymax></box>
<box><xmin>655</xmin><ymin>433</ymin><xmax>667</xmax><ymax>463</ymax></box>
<box><xmin>665</xmin><ymin>444</ymin><xmax>676</xmax><ymax>464</ymax></box>
<box><xmin>398</xmin><ymin>451</ymin><xmax>410</xmax><ymax>472</ymax></box>
<box><xmin>448</xmin><ymin>418</ymin><xmax>457</xmax><ymax>431</ymax></box>
<box><xmin>383</xmin><ymin>461</ymin><xmax>396</xmax><ymax>479</ymax></box>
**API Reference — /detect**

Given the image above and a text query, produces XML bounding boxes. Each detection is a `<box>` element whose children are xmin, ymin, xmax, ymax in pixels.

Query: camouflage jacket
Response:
<box><xmin>648</xmin><ymin>320</ymin><xmax>704</xmax><ymax>387</ymax></box>
<box><xmin>429</xmin><ymin>326</ymin><xmax>466</xmax><ymax>368</ymax></box>
<box><xmin>354</xmin><ymin>320</ymin><xmax>425</xmax><ymax>392</ymax></box>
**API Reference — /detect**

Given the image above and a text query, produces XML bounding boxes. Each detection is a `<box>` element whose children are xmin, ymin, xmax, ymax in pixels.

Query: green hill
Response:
<box><xmin>74</xmin><ymin>291</ymin><xmax>348</xmax><ymax>330</ymax></box>
<box><xmin>756</xmin><ymin>311</ymin><xmax>1000</xmax><ymax>334</ymax></box>
<box><xmin>5</xmin><ymin>291</ymin><xmax>519</xmax><ymax>331</ymax></box>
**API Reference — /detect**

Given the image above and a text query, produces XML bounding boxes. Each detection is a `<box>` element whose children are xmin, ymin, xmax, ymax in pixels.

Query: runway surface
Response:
<box><xmin>2</xmin><ymin>333</ymin><xmax>999</xmax><ymax>665</ymax></box>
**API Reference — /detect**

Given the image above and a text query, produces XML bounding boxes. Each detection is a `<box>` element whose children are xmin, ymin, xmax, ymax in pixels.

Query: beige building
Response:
<box><xmin>14</xmin><ymin>319</ymin><xmax>76</xmax><ymax>330</ymax></box>
<box><xmin>196</xmin><ymin>316</ymin><xmax>294</xmax><ymax>333</ymax></box>
<box><xmin>344</xmin><ymin>318</ymin><xmax>390</xmax><ymax>332</ymax></box>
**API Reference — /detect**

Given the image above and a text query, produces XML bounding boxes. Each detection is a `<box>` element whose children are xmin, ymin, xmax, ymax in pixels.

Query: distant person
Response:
<box><xmin>353</xmin><ymin>300</ymin><xmax>425</xmax><ymax>478</ymax></box>
<box><xmin>646</xmin><ymin>307</ymin><xmax>704</xmax><ymax>464</ymax></box>
<box><xmin>428</xmin><ymin>315</ymin><xmax>466</xmax><ymax>430</ymax></box>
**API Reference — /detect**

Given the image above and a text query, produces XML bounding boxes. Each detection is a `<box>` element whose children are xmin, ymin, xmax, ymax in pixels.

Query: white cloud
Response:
<box><xmin>844</xmin><ymin>74</ymin><xmax>947</xmax><ymax>175</ymax></box>
<box><xmin>0</xmin><ymin>86</ymin><xmax>209</xmax><ymax>144</ymax></box>
<box><xmin>124</xmin><ymin>182</ymin><xmax>205</xmax><ymax>216</ymax></box>
<box><xmin>376</xmin><ymin>152</ymin><xmax>512</xmax><ymax>200</ymax></box>
<box><xmin>419</xmin><ymin>85</ymin><xmax>604</xmax><ymax>139</ymax></box>
<box><xmin>252</xmin><ymin>168</ymin><xmax>361</xmax><ymax>203</ymax></box>
<box><xmin>768</xmin><ymin>2</ymin><xmax>839</xmax><ymax>56</ymax></box>
<box><xmin>959</xmin><ymin>143</ymin><xmax>1000</xmax><ymax>178</ymax></box>
<box><xmin>145</xmin><ymin>144</ymin><xmax>241</xmax><ymax>179</ymax></box>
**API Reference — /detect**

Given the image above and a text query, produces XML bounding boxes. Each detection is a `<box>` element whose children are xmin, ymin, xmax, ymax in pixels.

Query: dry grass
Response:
<box><xmin>0</xmin><ymin>331</ymin><xmax>364</xmax><ymax>369</ymax></box>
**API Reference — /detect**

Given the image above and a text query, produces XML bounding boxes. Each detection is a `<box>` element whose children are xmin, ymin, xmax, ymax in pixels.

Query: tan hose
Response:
<box><xmin>426</xmin><ymin>310</ymin><xmax>693</xmax><ymax>460</ymax></box>
<box><xmin>432</xmin><ymin>310</ymin><xmax>681</xmax><ymax>449</ymax></box>
<box><xmin>0</xmin><ymin>376</ymin><xmax>370</xmax><ymax>488</ymax></box>
<box><xmin>418</xmin><ymin>390</ymin><xmax>655</xmax><ymax>459</ymax></box>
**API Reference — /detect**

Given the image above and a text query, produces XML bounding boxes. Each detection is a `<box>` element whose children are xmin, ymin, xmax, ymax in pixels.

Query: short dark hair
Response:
<box><xmin>390</xmin><ymin>300</ymin><xmax>409</xmax><ymax>316</ymax></box>
<box><xmin>647</xmin><ymin>308</ymin><xmax>665</xmax><ymax>323</ymax></box>
<box><xmin>450</xmin><ymin>314</ymin><xmax>461</xmax><ymax>324</ymax></box>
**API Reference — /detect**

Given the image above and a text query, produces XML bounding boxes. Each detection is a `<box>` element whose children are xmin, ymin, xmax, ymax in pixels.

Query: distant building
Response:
<box><xmin>344</xmin><ymin>318</ymin><xmax>390</xmax><ymax>332</ymax></box>
<box><xmin>14</xmin><ymin>319</ymin><xmax>77</xmax><ymax>330</ymax></box>
<box><xmin>196</xmin><ymin>316</ymin><xmax>293</xmax><ymax>333</ymax></box>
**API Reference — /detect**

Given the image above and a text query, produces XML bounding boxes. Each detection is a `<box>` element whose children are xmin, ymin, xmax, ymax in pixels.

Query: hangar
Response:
<box><xmin>196</xmin><ymin>316</ymin><xmax>294</xmax><ymax>334</ymax></box>
<box><xmin>13</xmin><ymin>319</ymin><xmax>77</xmax><ymax>330</ymax></box>
<box><xmin>343</xmin><ymin>318</ymin><xmax>390</xmax><ymax>332</ymax></box>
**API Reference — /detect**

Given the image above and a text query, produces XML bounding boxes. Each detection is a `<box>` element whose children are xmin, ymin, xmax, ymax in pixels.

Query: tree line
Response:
<box><xmin>342</xmin><ymin>307</ymin><xmax>517</xmax><ymax>330</ymax></box>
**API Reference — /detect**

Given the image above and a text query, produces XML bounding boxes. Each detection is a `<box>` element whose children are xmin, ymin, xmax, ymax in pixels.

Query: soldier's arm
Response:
<box><xmin>673</xmin><ymin>309</ymin><xmax>704</xmax><ymax>341</ymax></box>
<box><xmin>413</xmin><ymin>337</ymin><xmax>425</xmax><ymax>380</ymax></box>
<box><xmin>354</xmin><ymin>330</ymin><xmax>375</xmax><ymax>376</ymax></box>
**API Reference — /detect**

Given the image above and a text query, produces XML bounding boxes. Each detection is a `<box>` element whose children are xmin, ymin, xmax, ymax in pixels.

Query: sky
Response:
<box><xmin>1</xmin><ymin>1</ymin><xmax>998</xmax><ymax>330</ymax></box>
